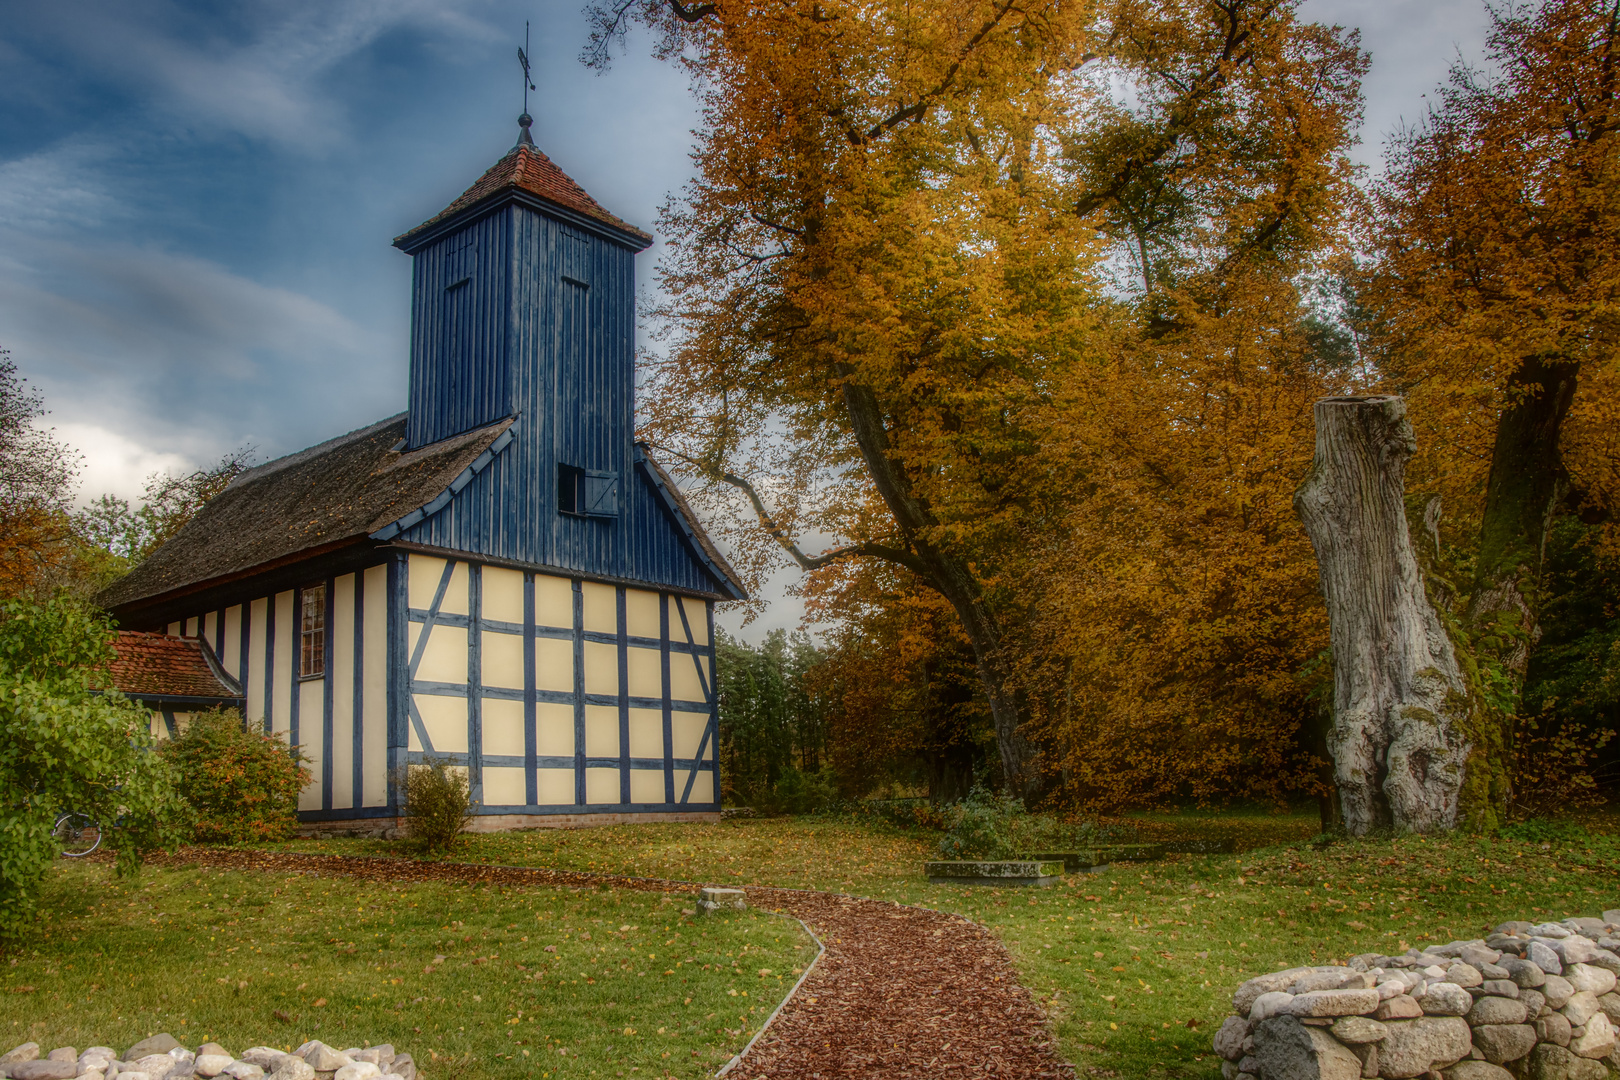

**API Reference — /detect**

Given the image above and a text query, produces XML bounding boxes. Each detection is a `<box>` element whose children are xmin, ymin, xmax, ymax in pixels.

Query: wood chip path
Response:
<box><xmin>159</xmin><ymin>849</ymin><xmax>1072</xmax><ymax>1079</ymax></box>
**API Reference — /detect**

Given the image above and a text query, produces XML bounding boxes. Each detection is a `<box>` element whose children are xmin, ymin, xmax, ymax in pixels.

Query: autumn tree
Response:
<box><xmin>594</xmin><ymin>0</ymin><xmax>1368</xmax><ymax>794</ymax></box>
<box><xmin>0</xmin><ymin>351</ymin><xmax>81</xmax><ymax>599</ymax></box>
<box><xmin>1370</xmin><ymin>0</ymin><xmax>1620</xmax><ymax>825</ymax></box>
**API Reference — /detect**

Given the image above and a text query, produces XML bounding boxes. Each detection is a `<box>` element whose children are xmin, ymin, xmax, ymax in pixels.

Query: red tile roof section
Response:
<box><xmin>103</xmin><ymin>631</ymin><xmax>240</xmax><ymax>701</ymax></box>
<box><xmin>394</xmin><ymin>143</ymin><xmax>652</xmax><ymax>248</ymax></box>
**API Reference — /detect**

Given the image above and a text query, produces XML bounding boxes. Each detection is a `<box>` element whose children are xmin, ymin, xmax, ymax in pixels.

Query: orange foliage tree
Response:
<box><xmin>596</xmin><ymin>0</ymin><xmax>1369</xmax><ymax>795</ymax></box>
<box><xmin>0</xmin><ymin>352</ymin><xmax>81</xmax><ymax>599</ymax></box>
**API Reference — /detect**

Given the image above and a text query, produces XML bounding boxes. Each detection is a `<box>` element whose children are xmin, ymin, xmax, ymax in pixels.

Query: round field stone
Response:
<box><xmin>1536</xmin><ymin>1010</ymin><xmax>1573</xmax><ymax>1046</ymax></box>
<box><xmin>1501</xmin><ymin>958</ymin><xmax>1547</xmax><ymax>988</ymax></box>
<box><xmin>1330</xmin><ymin>1016</ymin><xmax>1387</xmax><ymax>1044</ymax></box>
<box><xmin>1468</xmin><ymin>997</ymin><xmax>1528</xmax><ymax>1027</ymax></box>
<box><xmin>1471</xmin><ymin>1023</ymin><xmax>1536</xmax><ymax>1065</ymax></box>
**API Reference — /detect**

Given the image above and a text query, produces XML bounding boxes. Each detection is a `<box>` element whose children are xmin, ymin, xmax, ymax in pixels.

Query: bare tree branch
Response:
<box><xmin>642</xmin><ymin>441</ymin><xmax>927</xmax><ymax>574</ymax></box>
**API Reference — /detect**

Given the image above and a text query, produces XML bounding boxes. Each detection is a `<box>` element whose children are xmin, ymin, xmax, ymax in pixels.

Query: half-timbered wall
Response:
<box><xmin>403</xmin><ymin>552</ymin><xmax>719</xmax><ymax>813</ymax></box>
<box><xmin>167</xmin><ymin>563</ymin><xmax>392</xmax><ymax>819</ymax></box>
<box><xmin>158</xmin><ymin>552</ymin><xmax>719</xmax><ymax>821</ymax></box>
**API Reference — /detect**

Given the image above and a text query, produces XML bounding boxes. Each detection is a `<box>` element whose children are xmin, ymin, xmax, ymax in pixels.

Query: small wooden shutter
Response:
<box><xmin>582</xmin><ymin>470</ymin><xmax>618</xmax><ymax>518</ymax></box>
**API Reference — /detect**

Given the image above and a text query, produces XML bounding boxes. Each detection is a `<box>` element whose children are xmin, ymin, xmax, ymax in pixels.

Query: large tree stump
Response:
<box><xmin>1295</xmin><ymin>396</ymin><xmax>1471</xmax><ymax>834</ymax></box>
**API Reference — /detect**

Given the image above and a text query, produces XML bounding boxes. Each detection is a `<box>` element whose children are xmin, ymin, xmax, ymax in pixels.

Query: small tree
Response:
<box><xmin>0</xmin><ymin>597</ymin><xmax>188</xmax><ymax>937</ymax></box>
<box><xmin>160</xmin><ymin>707</ymin><xmax>310</xmax><ymax>843</ymax></box>
<box><xmin>400</xmin><ymin>757</ymin><xmax>473</xmax><ymax>856</ymax></box>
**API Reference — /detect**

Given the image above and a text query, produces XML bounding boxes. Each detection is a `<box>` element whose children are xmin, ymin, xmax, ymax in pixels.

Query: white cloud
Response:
<box><xmin>49</xmin><ymin>421</ymin><xmax>192</xmax><ymax>505</ymax></box>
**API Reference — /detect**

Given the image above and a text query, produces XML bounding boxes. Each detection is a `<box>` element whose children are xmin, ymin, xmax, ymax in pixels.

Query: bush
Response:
<box><xmin>750</xmin><ymin>765</ymin><xmax>838</xmax><ymax>816</ymax></box>
<box><xmin>937</xmin><ymin>785</ymin><xmax>1025</xmax><ymax>858</ymax></box>
<box><xmin>0</xmin><ymin>597</ymin><xmax>188</xmax><ymax>937</ymax></box>
<box><xmin>401</xmin><ymin>757</ymin><xmax>473</xmax><ymax>855</ymax></box>
<box><xmin>160</xmin><ymin>708</ymin><xmax>309</xmax><ymax>843</ymax></box>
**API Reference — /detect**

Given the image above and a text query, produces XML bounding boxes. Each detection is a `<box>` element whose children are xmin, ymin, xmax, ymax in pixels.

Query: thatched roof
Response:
<box><xmin>97</xmin><ymin>414</ymin><xmax>512</xmax><ymax>613</ymax></box>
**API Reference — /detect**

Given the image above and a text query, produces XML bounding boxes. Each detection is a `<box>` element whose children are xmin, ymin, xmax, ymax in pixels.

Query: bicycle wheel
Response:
<box><xmin>52</xmin><ymin>813</ymin><xmax>102</xmax><ymax>857</ymax></box>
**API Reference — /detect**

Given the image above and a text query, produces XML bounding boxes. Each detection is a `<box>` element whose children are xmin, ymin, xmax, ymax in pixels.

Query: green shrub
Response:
<box><xmin>401</xmin><ymin>757</ymin><xmax>473</xmax><ymax>855</ymax></box>
<box><xmin>750</xmin><ymin>765</ymin><xmax>838</xmax><ymax>816</ymax></box>
<box><xmin>160</xmin><ymin>707</ymin><xmax>309</xmax><ymax>843</ymax></box>
<box><xmin>0</xmin><ymin>597</ymin><xmax>189</xmax><ymax>937</ymax></box>
<box><xmin>937</xmin><ymin>785</ymin><xmax>1025</xmax><ymax>858</ymax></box>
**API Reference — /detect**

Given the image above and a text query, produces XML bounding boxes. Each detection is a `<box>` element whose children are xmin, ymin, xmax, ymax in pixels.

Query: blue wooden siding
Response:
<box><xmin>393</xmin><ymin>200</ymin><xmax>731</xmax><ymax>597</ymax></box>
<box><xmin>405</xmin><ymin>212</ymin><xmax>513</xmax><ymax>448</ymax></box>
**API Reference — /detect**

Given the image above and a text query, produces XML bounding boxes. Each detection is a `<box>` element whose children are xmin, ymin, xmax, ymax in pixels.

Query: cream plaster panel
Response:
<box><xmin>585</xmin><ymin>704</ymin><xmax>619</xmax><ymax>756</ymax></box>
<box><xmin>201</xmin><ymin>613</ymin><xmax>215</xmax><ymax>643</ymax></box>
<box><xmin>272</xmin><ymin>591</ymin><xmax>294</xmax><ymax>736</ymax></box>
<box><xmin>482</xmin><ymin>767</ymin><xmax>527</xmax><ymax>807</ymax></box>
<box><xmin>482</xmin><ymin>698</ymin><xmax>527</xmax><ymax>757</ymax></box>
<box><xmin>628</xmin><ymin>708</ymin><xmax>664</xmax><ymax>758</ymax></box>
<box><xmin>581</xmin><ymin>582</ymin><xmax>617</xmax><ymax>634</ymax></box>
<box><xmin>414</xmin><ymin>624</ymin><xmax>468</xmax><ymax>685</ymax></box>
<box><xmin>671</xmin><ymin>653</ymin><xmax>711</xmax><ymax>703</ymax></box>
<box><xmin>441</xmin><ymin>560</ymin><xmax>471</xmax><ymax>616</ymax></box>
<box><xmin>246</xmin><ymin>597</ymin><xmax>268</xmax><ymax>727</ymax></box>
<box><xmin>223</xmin><ymin>605</ymin><xmax>243</xmax><ymax>679</ymax></box>
<box><xmin>363</xmin><ymin>564</ymin><xmax>389</xmax><ymax>806</ymax></box>
<box><xmin>677</xmin><ymin>597</ymin><xmax>709</xmax><ymax>645</ymax></box>
<box><xmin>685</xmin><ymin>769</ymin><xmax>715</xmax><ymax>803</ymax></box>
<box><xmin>408</xmin><ymin>555</ymin><xmax>448</xmax><ymax>610</ymax></box>
<box><xmin>298</xmin><ymin>680</ymin><xmax>324</xmax><ymax>811</ymax></box>
<box><xmin>167</xmin><ymin>621</ymin><xmax>181</xmax><ymax>636</ymax></box>
<box><xmin>631</xmin><ymin>768</ymin><xmax>666</xmax><ymax>805</ymax></box>
<box><xmin>534</xmin><ymin>574</ymin><xmax>573</xmax><ymax>629</ymax></box>
<box><xmin>415</xmin><ymin>695</ymin><xmax>469</xmax><ymax>753</ymax></box>
<box><xmin>585</xmin><ymin>767</ymin><xmax>621</xmax><ymax>804</ymax></box>
<box><xmin>627</xmin><ymin>646</ymin><xmax>662</xmax><ymax>699</ymax></box>
<box><xmin>536</xmin><ymin>702</ymin><xmax>575</xmax><ymax>756</ymax></box>
<box><xmin>625</xmin><ymin>589</ymin><xmax>661</xmax><ymax>638</ymax></box>
<box><xmin>535</xmin><ymin>637</ymin><xmax>573</xmax><ymax>692</ymax></box>
<box><xmin>482</xmin><ymin>566</ymin><xmax>526</xmax><ymax>624</ymax></box>
<box><xmin>536</xmin><ymin>768</ymin><xmax>575</xmax><ymax>805</ymax></box>
<box><xmin>583</xmin><ymin>641</ymin><xmax>618</xmax><ymax>695</ymax></box>
<box><xmin>482</xmin><ymin>630</ymin><xmax>525</xmax><ymax>690</ymax></box>
<box><xmin>671</xmin><ymin>712</ymin><xmax>710</xmax><ymax>759</ymax></box>
<box><xmin>329</xmin><ymin>573</ymin><xmax>356</xmax><ymax>810</ymax></box>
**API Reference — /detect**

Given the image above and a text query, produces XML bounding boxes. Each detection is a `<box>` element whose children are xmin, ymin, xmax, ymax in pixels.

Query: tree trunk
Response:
<box><xmin>838</xmin><ymin>378</ymin><xmax>1038</xmax><ymax>795</ymax></box>
<box><xmin>1469</xmin><ymin>355</ymin><xmax>1579</xmax><ymax>677</ymax></box>
<box><xmin>1295</xmin><ymin>396</ymin><xmax>1472</xmax><ymax>834</ymax></box>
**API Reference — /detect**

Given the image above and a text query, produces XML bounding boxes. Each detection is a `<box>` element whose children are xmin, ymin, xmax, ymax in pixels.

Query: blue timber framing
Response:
<box><xmin>397</xmin><ymin>555</ymin><xmax>719</xmax><ymax>816</ymax></box>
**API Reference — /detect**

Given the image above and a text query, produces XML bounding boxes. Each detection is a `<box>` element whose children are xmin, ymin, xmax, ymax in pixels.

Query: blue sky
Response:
<box><xmin>0</xmin><ymin>0</ymin><xmax>1492</xmax><ymax>638</ymax></box>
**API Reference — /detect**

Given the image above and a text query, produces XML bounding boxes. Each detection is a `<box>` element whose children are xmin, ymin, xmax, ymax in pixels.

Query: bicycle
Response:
<box><xmin>51</xmin><ymin>812</ymin><xmax>103</xmax><ymax>857</ymax></box>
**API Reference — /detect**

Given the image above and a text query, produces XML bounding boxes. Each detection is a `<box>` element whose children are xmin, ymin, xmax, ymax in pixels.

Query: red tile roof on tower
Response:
<box><xmin>102</xmin><ymin>631</ymin><xmax>242</xmax><ymax>702</ymax></box>
<box><xmin>394</xmin><ymin>141</ymin><xmax>653</xmax><ymax>249</ymax></box>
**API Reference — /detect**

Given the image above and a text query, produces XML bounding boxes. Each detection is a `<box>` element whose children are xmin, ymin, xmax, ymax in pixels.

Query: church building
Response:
<box><xmin>99</xmin><ymin>114</ymin><xmax>745</xmax><ymax>831</ymax></box>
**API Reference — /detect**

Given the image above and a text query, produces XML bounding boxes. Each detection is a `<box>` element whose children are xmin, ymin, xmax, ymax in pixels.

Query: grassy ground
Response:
<box><xmin>0</xmin><ymin>861</ymin><xmax>810</xmax><ymax>1080</ymax></box>
<box><xmin>280</xmin><ymin>811</ymin><xmax>1620</xmax><ymax>1079</ymax></box>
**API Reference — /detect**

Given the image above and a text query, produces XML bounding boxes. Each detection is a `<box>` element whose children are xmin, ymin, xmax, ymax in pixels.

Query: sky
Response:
<box><xmin>0</xmin><ymin>0</ymin><xmax>1493</xmax><ymax>640</ymax></box>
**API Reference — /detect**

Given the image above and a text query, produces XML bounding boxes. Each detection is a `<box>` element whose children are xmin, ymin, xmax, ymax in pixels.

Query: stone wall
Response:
<box><xmin>1212</xmin><ymin>913</ymin><xmax>1620</xmax><ymax>1079</ymax></box>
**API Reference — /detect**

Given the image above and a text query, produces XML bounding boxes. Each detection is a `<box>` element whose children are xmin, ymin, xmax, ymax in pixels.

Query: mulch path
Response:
<box><xmin>153</xmin><ymin>849</ymin><xmax>1072</xmax><ymax>1079</ymax></box>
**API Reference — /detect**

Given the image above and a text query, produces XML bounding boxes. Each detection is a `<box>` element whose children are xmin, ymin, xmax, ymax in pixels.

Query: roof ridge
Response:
<box><xmin>229</xmin><ymin>412</ymin><xmax>406</xmax><ymax>490</ymax></box>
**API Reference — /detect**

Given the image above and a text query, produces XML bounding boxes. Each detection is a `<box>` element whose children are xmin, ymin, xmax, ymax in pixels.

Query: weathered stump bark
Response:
<box><xmin>1295</xmin><ymin>396</ymin><xmax>1472</xmax><ymax>834</ymax></box>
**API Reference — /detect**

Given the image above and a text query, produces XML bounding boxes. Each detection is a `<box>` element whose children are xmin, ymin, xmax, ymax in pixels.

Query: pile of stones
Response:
<box><xmin>0</xmin><ymin>1036</ymin><xmax>417</xmax><ymax>1080</ymax></box>
<box><xmin>1213</xmin><ymin>912</ymin><xmax>1620</xmax><ymax>1080</ymax></box>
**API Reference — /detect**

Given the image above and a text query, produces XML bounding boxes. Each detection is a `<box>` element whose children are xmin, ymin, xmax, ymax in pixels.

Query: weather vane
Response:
<box><xmin>518</xmin><ymin>21</ymin><xmax>537</xmax><ymax>116</ymax></box>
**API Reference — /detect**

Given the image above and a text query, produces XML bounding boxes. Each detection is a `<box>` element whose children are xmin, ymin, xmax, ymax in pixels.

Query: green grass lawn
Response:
<box><xmin>280</xmin><ymin>813</ymin><xmax>1620</xmax><ymax>1079</ymax></box>
<box><xmin>0</xmin><ymin>861</ymin><xmax>811</xmax><ymax>1080</ymax></box>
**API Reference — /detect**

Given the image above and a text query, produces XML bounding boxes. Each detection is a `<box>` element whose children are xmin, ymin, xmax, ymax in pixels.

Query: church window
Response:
<box><xmin>300</xmin><ymin>584</ymin><xmax>326</xmax><ymax>677</ymax></box>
